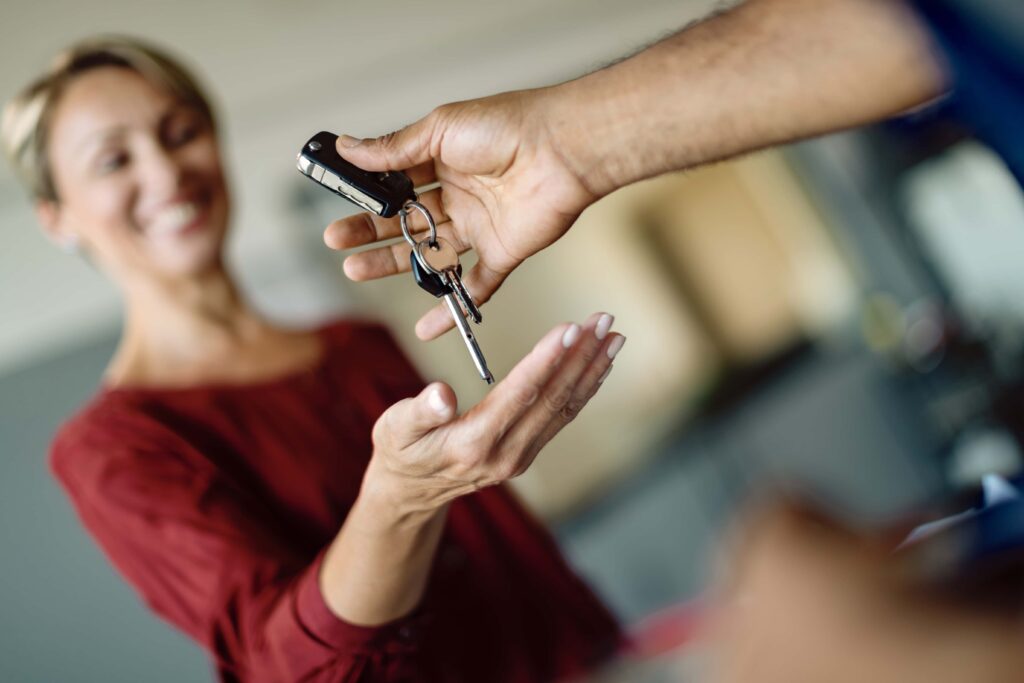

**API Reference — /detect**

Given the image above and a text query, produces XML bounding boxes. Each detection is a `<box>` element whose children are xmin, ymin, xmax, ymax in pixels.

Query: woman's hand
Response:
<box><xmin>363</xmin><ymin>312</ymin><xmax>624</xmax><ymax>517</ymax></box>
<box><xmin>321</xmin><ymin>312</ymin><xmax>622</xmax><ymax>626</ymax></box>
<box><xmin>323</xmin><ymin>88</ymin><xmax>601</xmax><ymax>341</ymax></box>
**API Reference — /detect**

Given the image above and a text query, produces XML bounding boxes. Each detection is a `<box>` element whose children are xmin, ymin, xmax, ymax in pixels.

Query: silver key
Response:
<box><xmin>415</xmin><ymin>239</ymin><xmax>482</xmax><ymax>323</ymax></box>
<box><xmin>415</xmin><ymin>238</ymin><xmax>494</xmax><ymax>384</ymax></box>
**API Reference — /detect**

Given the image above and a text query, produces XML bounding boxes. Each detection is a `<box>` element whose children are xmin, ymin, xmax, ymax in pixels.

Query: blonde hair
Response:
<box><xmin>1</xmin><ymin>36</ymin><xmax>216</xmax><ymax>201</ymax></box>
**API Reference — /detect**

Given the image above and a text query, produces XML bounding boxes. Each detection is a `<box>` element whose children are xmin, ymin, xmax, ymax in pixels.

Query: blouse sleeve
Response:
<box><xmin>50</xmin><ymin>407</ymin><xmax>427</xmax><ymax>682</ymax></box>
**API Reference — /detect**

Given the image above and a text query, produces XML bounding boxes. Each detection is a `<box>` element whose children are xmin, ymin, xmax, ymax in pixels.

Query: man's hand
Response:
<box><xmin>364</xmin><ymin>312</ymin><xmax>624</xmax><ymax>514</ymax></box>
<box><xmin>324</xmin><ymin>90</ymin><xmax>599</xmax><ymax>341</ymax></box>
<box><xmin>705</xmin><ymin>504</ymin><xmax>1024</xmax><ymax>683</ymax></box>
<box><xmin>323</xmin><ymin>0</ymin><xmax>946</xmax><ymax>341</ymax></box>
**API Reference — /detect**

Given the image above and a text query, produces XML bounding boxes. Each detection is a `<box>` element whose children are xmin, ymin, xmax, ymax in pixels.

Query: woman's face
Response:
<box><xmin>42</xmin><ymin>66</ymin><xmax>230</xmax><ymax>283</ymax></box>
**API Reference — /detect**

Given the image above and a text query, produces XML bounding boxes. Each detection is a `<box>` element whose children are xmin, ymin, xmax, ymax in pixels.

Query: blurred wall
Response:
<box><xmin>0</xmin><ymin>335</ymin><xmax>211</xmax><ymax>681</ymax></box>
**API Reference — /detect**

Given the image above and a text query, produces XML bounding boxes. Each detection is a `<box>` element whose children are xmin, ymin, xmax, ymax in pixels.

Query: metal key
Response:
<box><xmin>410</xmin><ymin>246</ymin><xmax>452</xmax><ymax>298</ymax></box>
<box><xmin>415</xmin><ymin>238</ymin><xmax>483</xmax><ymax>323</ymax></box>
<box><xmin>411</xmin><ymin>239</ymin><xmax>494</xmax><ymax>384</ymax></box>
<box><xmin>447</xmin><ymin>268</ymin><xmax>482</xmax><ymax>325</ymax></box>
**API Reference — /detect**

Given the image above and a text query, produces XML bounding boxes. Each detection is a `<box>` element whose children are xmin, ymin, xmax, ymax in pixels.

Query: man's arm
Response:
<box><xmin>550</xmin><ymin>0</ymin><xmax>949</xmax><ymax>197</ymax></box>
<box><xmin>326</xmin><ymin>0</ymin><xmax>949</xmax><ymax>340</ymax></box>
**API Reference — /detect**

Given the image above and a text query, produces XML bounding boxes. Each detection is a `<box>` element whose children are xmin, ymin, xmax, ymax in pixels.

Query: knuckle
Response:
<box><xmin>376</xmin><ymin>130</ymin><xmax>400</xmax><ymax>149</ymax></box>
<box><xmin>390</xmin><ymin>244</ymin><xmax>406</xmax><ymax>274</ymax></box>
<box><xmin>576</xmin><ymin>340</ymin><xmax>602</xmax><ymax>365</ymax></box>
<box><xmin>430</xmin><ymin>103</ymin><xmax>454</xmax><ymax>122</ymax></box>
<box><xmin>542</xmin><ymin>384</ymin><xmax>573</xmax><ymax>414</ymax></box>
<box><xmin>559</xmin><ymin>397</ymin><xmax>586</xmax><ymax>423</ymax></box>
<box><xmin>511</xmin><ymin>385</ymin><xmax>539</xmax><ymax>409</ymax></box>
<box><xmin>360</xmin><ymin>213</ymin><xmax>378</xmax><ymax>240</ymax></box>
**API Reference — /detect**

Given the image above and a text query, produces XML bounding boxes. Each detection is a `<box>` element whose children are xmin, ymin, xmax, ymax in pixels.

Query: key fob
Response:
<box><xmin>297</xmin><ymin>131</ymin><xmax>415</xmax><ymax>218</ymax></box>
<box><xmin>411</xmin><ymin>250</ymin><xmax>460</xmax><ymax>298</ymax></box>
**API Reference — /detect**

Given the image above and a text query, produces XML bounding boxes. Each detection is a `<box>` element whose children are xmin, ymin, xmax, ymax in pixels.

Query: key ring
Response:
<box><xmin>400</xmin><ymin>200</ymin><xmax>438</xmax><ymax>249</ymax></box>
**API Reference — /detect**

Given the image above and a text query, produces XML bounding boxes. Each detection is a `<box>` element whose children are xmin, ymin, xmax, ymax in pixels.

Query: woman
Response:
<box><xmin>1</xmin><ymin>37</ymin><xmax>627</xmax><ymax>682</ymax></box>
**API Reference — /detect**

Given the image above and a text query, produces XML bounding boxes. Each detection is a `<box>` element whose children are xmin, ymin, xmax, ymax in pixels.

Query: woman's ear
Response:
<box><xmin>35</xmin><ymin>199</ymin><xmax>79</xmax><ymax>252</ymax></box>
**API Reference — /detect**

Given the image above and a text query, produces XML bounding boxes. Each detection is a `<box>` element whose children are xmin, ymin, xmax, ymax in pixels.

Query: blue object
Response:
<box><xmin>912</xmin><ymin>0</ymin><xmax>1024</xmax><ymax>187</ymax></box>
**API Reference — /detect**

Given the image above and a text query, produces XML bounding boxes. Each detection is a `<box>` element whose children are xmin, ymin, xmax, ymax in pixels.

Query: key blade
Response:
<box><xmin>441</xmin><ymin>270</ymin><xmax>482</xmax><ymax>324</ymax></box>
<box><xmin>443</xmin><ymin>296</ymin><xmax>495</xmax><ymax>384</ymax></box>
<box><xmin>452</xmin><ymin>273</ymin><xmax>483</xmax><ymax>324</ymax></box>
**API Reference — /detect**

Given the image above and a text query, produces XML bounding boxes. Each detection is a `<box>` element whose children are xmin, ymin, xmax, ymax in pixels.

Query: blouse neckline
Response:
<box><xmin>99</xmin><ymin>324</ymin><xmax>336</xmax><ymax>398</ymax></box>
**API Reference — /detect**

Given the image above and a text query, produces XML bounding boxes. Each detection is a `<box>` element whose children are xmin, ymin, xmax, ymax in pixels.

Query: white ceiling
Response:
<box><xmin>0</xmin><ymin>0</ymin><xmax>714</xmax><ymax>375</ymax></box>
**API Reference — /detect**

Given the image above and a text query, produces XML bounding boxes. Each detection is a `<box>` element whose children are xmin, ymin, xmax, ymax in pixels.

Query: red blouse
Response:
<box><xmin>50</xmin><ymin>320</ymin><xmax>622</xmax><ymax>682</ymax></box>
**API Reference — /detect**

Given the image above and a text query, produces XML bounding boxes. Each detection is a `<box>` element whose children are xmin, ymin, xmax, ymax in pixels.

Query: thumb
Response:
<box><xmin>383</xmin><ymin>382</ymin><xmax>458</xmax><ymax>449</ymax></box>
<box><xmin>337</xmin><ymin>113</ymin><xmax>439</xmax><ymax>172</ymax></box>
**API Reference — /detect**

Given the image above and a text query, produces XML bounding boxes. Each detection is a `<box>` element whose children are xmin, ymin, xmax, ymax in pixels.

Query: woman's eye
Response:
<box><xmin>166</xmin><ymin>120</ymin><xmax>201</xmax><ymax>148</ymax></box>
<box><xmin>96</xmin><ymin>152</ymin><xmax>128</xmax><ymax>174</ymax></box>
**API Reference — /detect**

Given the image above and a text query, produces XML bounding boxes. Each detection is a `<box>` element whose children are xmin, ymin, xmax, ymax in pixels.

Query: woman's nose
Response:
<box><xmin>139</xmin><ymin>144</ymin><xmax>184</xmax><ymax>196</ymax></box>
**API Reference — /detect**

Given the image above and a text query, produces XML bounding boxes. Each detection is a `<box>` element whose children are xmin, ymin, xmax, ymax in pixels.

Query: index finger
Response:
<box><xmin>323</xmin><ymin>187</ymin><xmax>450</xmax><ymax>252</ymax></box>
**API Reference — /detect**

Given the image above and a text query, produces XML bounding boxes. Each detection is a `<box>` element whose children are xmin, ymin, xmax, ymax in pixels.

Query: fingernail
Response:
<box><xmin>428</xmin><ymin>387</ymin><xmax>449</xmax><ymax>415</ymax></box>
<box><xmin>598</xmin><ymin>365</ymin><xmax>613</xmax><ymax>384</ymax></box>
<box><xmin>339</xmin><ymin>134</ymin><xmax>364</xmax><ymax>148</ymax></box>
<box><xmin>562</xmin><ymin>324</ymin><xmax>581</xmax><ymax>349</ymax></box>
<box><xmin>606</xmin><ymin>336</ymin><xmax>626</xmax><ymax>359</ymax></box>
<box><xmin>595</xmin><ymin>313</ymin><xmax>614</xmax><ymax>340</ymax></box>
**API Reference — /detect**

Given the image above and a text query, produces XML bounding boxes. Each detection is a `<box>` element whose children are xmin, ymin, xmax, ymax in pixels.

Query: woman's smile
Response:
<box><xmin>142</xmin><ymin>194</ymin><xmax>211</xmax><ymax>240</ymax></box>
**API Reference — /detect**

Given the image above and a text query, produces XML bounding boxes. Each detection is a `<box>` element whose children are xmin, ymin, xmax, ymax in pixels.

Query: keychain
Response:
<box><xmin>298</xmin><ymin>131</ymin><xmax>494</xmax><ymax>384</ymax></box>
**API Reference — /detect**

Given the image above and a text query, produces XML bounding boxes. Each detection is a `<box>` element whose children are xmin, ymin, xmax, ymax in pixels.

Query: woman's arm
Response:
<box><xmin>53</xmin><ymin>314</ymin><xmax>620</xmax><ymax>682</ymax></box>
<box><xmin>319</xmin><ymin>313</ymin><xmax>620</xmax><ymax>625</ymax></box>
<box><xmin>53</xmin><ymin>421</ymin><xmax>384</xmax><ymax>682</ymax></box>
<box><xmin>319</xmin><ymin>477</ymin><xmax>449</xmax><ymax>627</ymax></box>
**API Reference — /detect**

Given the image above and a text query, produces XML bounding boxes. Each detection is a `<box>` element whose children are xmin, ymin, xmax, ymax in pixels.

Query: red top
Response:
<box><xmin>50</xmin><ymin>321</ymin><xmax>622</xmax><ymax>682</ymax></box>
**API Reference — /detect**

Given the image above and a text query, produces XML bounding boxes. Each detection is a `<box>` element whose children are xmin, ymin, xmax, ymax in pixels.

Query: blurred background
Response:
<box><xmin>3</xmin><ymin>0</ymin><xmax>1024</xmax><ymax>680</ymax></box>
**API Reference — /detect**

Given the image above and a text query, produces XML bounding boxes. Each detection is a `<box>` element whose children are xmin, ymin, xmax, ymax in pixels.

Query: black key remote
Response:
<box><xmin>297</xmin><ymin>131</ymin><xmax>416</xmax><ymax>218</ymax></box>
<box><xmin>410</xmin><ymin>250</ymin><xmax>461</xmax><ymax>298</ymax></box>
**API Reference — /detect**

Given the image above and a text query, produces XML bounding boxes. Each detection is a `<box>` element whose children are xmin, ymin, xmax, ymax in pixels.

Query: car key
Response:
<box><xmin>297</xmin><ymin>130</ymin><xmax>494</xmax><ymax>384</ymax></box>
<box><xmin>296</xmin><ymin>131</ymin><xmax>415</xmax><ymax>218</ymax></box>
<box><xmin>410</xmin><ymin>247</ymin><xmax>452</xmax><ymax>298</ymax></box>
<box><xmin>411</xmin><ymin>239</ymin><xmax>494</xmax><ymax>384</ymax></box>
<box><xmin>415</xmin><ymin>239</ymin><xmax>482</xmax><ymax>324</ymax></box>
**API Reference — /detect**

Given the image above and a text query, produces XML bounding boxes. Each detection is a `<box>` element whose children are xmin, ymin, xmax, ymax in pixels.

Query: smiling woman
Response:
<box><xmin>27</xmin><ymin>68</ymin><xmax>228</xmax><ymax>282</ymax></box>
<box><xmin>1</xmin><ymin>37</ymin><xmax>625</xmax><ymax>682</ymax></box>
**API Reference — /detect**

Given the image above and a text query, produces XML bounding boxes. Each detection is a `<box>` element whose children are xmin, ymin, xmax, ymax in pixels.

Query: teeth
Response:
<box><xmin>148</xmin><ymin>202</ymin><xmax>199</xmax><ymax>237</ymax></box>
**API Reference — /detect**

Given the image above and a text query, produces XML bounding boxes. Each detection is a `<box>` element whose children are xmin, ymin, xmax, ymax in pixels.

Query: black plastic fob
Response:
<box><xmin>411</xmin><ymin>251</ymin><xmax>462</xmax><ymax>298</ymax></box>
<box><xmin>297</xmin><ymin>131</ymin><xmax>416</xmax><ymax>218</ymax></box>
